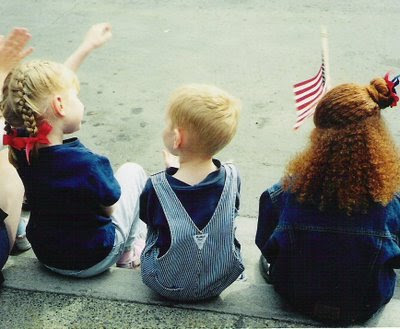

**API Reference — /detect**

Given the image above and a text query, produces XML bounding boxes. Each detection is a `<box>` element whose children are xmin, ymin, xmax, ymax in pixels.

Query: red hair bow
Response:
<box><xmin>3</xmin><ymin>121</ymin><xmax>52</xmax><ymax>164</ymax></box>
<box><xmin>384</xmin><ymin>72</ymin><xmax>400</xmax><ymax>107</ymax></box>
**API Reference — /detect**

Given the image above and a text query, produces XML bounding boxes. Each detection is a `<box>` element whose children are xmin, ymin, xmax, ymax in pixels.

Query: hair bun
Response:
<box><xmin>367</xmin><ymin>78</ymin><xmax>393</xmax><ymax>109</ymax></box>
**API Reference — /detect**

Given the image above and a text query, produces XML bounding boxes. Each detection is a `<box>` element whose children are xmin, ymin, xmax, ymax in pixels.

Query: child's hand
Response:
<box><xmin>0</xmin><ymin>28</ymin><xmax>33</xmax><ymax>76</ymax></box>
<box><xmin>64</xmin><ymin>23</ymin><xmax>112</xmax><ymax>72</ymax></box>
<box><xmin>163</xmin><ymin>150</ymin><xmax>180</xmax><ymax>169</ymax></box>
<box><xmin>82</xmin><ymin>23</ymin><xmax>112</xmax><ymax>51</ymax></box>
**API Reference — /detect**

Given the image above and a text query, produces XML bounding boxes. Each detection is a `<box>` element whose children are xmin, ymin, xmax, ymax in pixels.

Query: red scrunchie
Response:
<box><xmin>3</xmin><ymin>121</ymin><xmax>52</xmax><ymax>164</ymax></box>
<box><xmin>384</xmin><ymin>72</ymin><xmax>399</xmax><ymax>107</ymax></box>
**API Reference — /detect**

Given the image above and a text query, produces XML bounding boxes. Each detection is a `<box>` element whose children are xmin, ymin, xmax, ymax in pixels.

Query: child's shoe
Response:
<box><xmin>15</xmin><ymin>235</ymin><xmax>31</xmax><ymax>251</ymax></box>
<box><xmin>131</xmin><ymin>238</ymin><xmax>145</xmax><ymax>267</ymax></box>
<box><xmin>14</xmin><ymin>210</ymin><xmax>31</xmax><ymax>252</ymax></box>
<box><xmin>116</xmin><ymin>239</ymin><xmax>145</xmax><ymax>269</ymax></box>
<box><xmin>116</xmin><ymin>250</ymin><xmax>137</xmax><ymax>269</ymax></box>
<box><xmin>259</xmin><ymin>255</ymin><xmax>273</xmax><ymax>284</ymax></box>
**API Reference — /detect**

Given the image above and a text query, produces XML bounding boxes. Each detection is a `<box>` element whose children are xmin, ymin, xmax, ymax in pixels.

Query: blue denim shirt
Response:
<box><xmin>256</xmin><ymin>182</ymin><xmax>400</xmax><ymax>323</ymax></box>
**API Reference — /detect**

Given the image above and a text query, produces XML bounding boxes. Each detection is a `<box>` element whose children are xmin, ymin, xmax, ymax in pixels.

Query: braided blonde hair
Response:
<box><xmin>0</xmin><ymin>60</ymin><xmax>79</xmax><ymax>164</ymax></box>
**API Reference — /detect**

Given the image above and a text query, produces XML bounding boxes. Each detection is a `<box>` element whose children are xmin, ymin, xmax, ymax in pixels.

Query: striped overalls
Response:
<box><xmin>141</xmin><ymin>164</ymin><xmax>244</xmax><ymax>301</ymax></box>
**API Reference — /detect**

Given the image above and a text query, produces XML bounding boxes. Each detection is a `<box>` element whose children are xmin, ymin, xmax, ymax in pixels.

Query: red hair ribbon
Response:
<box><xmin>3</xmin><ymin>121</ymin><xmax>52</xmax><ymax>164</ymax></box>
<box><xmin>384</xmin><ymin>72</ymin><xmax>400</xmax><ymax>107</ymax></box>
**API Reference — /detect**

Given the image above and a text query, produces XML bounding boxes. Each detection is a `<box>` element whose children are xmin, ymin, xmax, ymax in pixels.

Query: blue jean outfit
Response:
<box><xmin>256</xmin><ymin>182</ymin><xmax>400</xmax><ymax>323</ymax></box>
<box><xmin>141</xmin><ymin>163</ymin><xmax>244</xmax><ymax>301</ymax></box>
<box><xmin>0</xmin><ymin>208</ymin><xmax>9</xmax><ymax>284</ymax></box>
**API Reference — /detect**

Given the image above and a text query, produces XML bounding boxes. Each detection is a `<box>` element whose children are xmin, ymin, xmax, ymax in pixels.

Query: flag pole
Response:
<box><xmin>321</xmin><ymin>26</ymin><xmax>331</xmax><ymax>90</ymax></box>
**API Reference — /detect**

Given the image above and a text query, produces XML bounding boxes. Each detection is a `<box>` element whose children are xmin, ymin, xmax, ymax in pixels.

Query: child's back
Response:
<box><xmin>16</xmin><ymin>137</ymin><xmax>118</xmax><ymax>270</ymax></box>
<box><xmin>140</xmin><ymin>85</ymin><xmax>244</xmax><ymax>301</ymax></box>
<box><xmin>256</xmin><ymin>78</ymin><xmax>400</xmax><ymax>324</ymax></box>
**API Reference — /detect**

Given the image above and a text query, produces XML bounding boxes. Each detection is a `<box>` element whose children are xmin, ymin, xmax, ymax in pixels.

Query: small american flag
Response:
<box><xmin>293</xmin><ymin>56</ymin><xmax>326</xmax><ymax>129</ymax></box>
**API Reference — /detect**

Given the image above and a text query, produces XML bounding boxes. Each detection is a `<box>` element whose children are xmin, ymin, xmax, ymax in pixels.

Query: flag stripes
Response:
<box><xmin>293</xmin><ymin>58</ymin><xmax>326</xmax><ymax>129</ymax></box>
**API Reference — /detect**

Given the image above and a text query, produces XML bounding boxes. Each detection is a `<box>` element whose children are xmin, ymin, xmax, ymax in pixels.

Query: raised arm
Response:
<box><xmin>64</xmin><ymin>23</ymin><xmax>112</xmax><ymax>72</ymax></box>
<box><xmin>0</xmin><ymin>27</ymin><xmax>33</xmax><ymax>96</ymax></box>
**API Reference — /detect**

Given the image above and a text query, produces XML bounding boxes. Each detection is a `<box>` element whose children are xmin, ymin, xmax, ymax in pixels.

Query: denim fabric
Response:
<box><xmin>142</xmin><ymin>164</ymin><xmax>244</xmax><ymax>301</ymax></box>
<box><xmin>256</xmin><ymin>182</ymin><xmax>400</xmax><ymax>323</ymax></box>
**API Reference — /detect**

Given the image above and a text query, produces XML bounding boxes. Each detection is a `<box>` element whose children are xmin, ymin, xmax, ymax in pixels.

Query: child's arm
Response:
<box><xmin>0</xmin><ymin>27</ymin><xmax>33</xmax><ymax>95</ymax></box>
<box><xmin>64</xmin><ymin>23</ymin><xmax>112</xmax><ymax>72</ymax></box>
<box><xmin>255</xmin><ymin>184</ymin><xmax>283</xmax><ymax>256</ymax></box>
<box><xmin>0</xmin><ymin>149</ymin><xmax>24</xmax><ymax>250</ymax></box>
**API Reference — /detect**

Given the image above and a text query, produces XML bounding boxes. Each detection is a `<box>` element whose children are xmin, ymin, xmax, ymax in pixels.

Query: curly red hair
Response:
<box><xmin>283</xmin><ymin>77</ymin><xmax>400</xmax><ymax>214</ymax></box>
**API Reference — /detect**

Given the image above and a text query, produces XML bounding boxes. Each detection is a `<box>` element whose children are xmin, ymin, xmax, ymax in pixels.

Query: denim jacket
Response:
<box><xmin>256</xmin><ymin>182</ymin><xmax>400</xmax><ymax>323</ymax></box>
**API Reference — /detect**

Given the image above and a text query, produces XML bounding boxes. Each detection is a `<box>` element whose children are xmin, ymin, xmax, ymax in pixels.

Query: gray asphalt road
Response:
<box><xmin>2</xmin><ymin>2</ymin><xmax>400</xmax><ymax>328</ymax></box>
<box><xmin>3</xmin><ymin>0</ymin><xmax>400</xmax><ymax>217</ymax></box>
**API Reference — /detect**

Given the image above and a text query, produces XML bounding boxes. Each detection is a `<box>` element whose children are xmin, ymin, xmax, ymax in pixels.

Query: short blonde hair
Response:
<box><xmin>167</xmin><ymin>84</ymin><xmax>241</xmax><ymax>156</ymax></box>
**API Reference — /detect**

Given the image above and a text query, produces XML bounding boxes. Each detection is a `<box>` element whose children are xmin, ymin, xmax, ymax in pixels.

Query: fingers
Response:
<box><xmin>98</xmin><ymin>22</ymin><xmax>112</xmax><ymax>41</ymax></box>
<box><xmin>101</xmin><ymin>22</ymin><xmax>112</xmax><ymax>32</ymax></box>
<box><xmin>4</xmin><ymin>27</ymin><xmax>32</xmax><ymax>56</ymax></box>
<box><xmin>19</xmin><ymin>46</ymin><xmax>34</xmax><ymax>60</ymax></box>
<box><xmin>93</xmin><ymin>22</ymin><xmax>112</xmax><ymax>39</ymax></box>
<box><xmin>0</xmin><ymin>27</ymin><xmax>33</xmax><ymax>75</ymax></box>
<box><xmin>7</xmin><ymin>28</ymin><xmax>31</xmax><ymax>49</ymax></box>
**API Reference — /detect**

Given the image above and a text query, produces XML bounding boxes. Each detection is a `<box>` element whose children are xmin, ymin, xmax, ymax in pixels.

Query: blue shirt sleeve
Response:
<box><xmin>139</xmin><ymin>178</ymin><xmax>153</xmax><ymax>225</ymax></box>
<box><xmin>88</xmin><ymin>156</ymin><xmax>121</xmax><ymax>206</ymax></box>
<box><xmin>256</xmin><ymin>182</ymin><xmax>283</xmax><ymax>255</ymax></box>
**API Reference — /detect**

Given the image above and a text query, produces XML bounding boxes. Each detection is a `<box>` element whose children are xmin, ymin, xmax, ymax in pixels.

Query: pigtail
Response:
<box><xmin>11</xmin><ymin>70</ymin><xmax>38</xmax><ymax>136</ymax></box>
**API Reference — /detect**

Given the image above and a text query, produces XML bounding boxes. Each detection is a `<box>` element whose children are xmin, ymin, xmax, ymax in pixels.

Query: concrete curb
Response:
<box><xmin>3</xmin><ymin>256</ymin><xmax>319</xmax><ymax>326</ymax></box>
<box><xmin>3</xmin><ymin>254</ymin><xmax>400</xmax><ymax>327</ymax></box>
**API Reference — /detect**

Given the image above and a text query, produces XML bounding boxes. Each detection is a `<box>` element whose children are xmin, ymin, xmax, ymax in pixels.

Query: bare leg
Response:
<box><xmin>0</xmin><ymin>149</ymin><xmax>24</xmax><ymax>251</ymax></box>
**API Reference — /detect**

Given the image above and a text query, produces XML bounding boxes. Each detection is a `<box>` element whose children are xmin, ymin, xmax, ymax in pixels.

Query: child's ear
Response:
<box><xmin>173</xmin><ymin>128</ymin><xmax>183</xmax><ymax>149</ymax></box>
<box><xmin>51</xmin><ymin>95</ymin><xmax>65</xmax><ymax>117</ymax></box>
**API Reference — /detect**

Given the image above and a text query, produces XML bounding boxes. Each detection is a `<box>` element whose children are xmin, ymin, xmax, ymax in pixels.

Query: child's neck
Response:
<box><xmin>173</xmin><ymin>155</ymin><xmax>217</xmax><ymax>186</ymax></box>
<box><xmin>36</xmin><ymin>124</ymin><xmax>64</xmax><ymax>149</ymax></box>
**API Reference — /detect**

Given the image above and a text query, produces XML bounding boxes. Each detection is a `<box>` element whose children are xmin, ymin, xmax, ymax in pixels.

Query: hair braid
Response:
<box><xmin>11</xmin><ymin>69</ymin><xmax>38</xmax><ymax>136</ymax></box>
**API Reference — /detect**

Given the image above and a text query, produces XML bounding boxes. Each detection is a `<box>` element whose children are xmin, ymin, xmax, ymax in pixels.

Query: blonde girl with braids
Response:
<box><xmin>256</xmin><ymin>77</ymin><xmax>400</xmax><ymax>324</ymax></box>
<box><xmin>0</xmin><ymin>27</ymin><xmax>32</xmax><ymax>284</ymax></box>
<box><xmin>1</xmin><ymin>23</ymin><xmax>147</xmax><ymax>277</ymax></box>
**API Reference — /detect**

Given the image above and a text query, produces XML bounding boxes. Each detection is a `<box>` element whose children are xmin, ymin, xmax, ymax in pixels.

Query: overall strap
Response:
<box><xmin>203</xmin><ymin>163</ymin><xmax>238</xmax><ymax>231</ymax></box>
<box><xmin>150</xmin><ymin>172</ymin><xmax>195</xmax><ymax>238</ymax></box>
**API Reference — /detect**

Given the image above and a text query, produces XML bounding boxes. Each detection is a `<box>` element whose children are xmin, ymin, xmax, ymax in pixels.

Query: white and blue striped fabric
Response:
<box><xmin>141</xmin><ymin>163</ymin><xmax>244</xmax><ymax>301</ymax></box>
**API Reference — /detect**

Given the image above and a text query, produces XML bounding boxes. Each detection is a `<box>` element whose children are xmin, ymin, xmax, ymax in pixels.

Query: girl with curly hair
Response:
<box><xmin>256</xmin><ymin>77</ymin><xmax>400</xmax><ymax>324</ymax></box>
